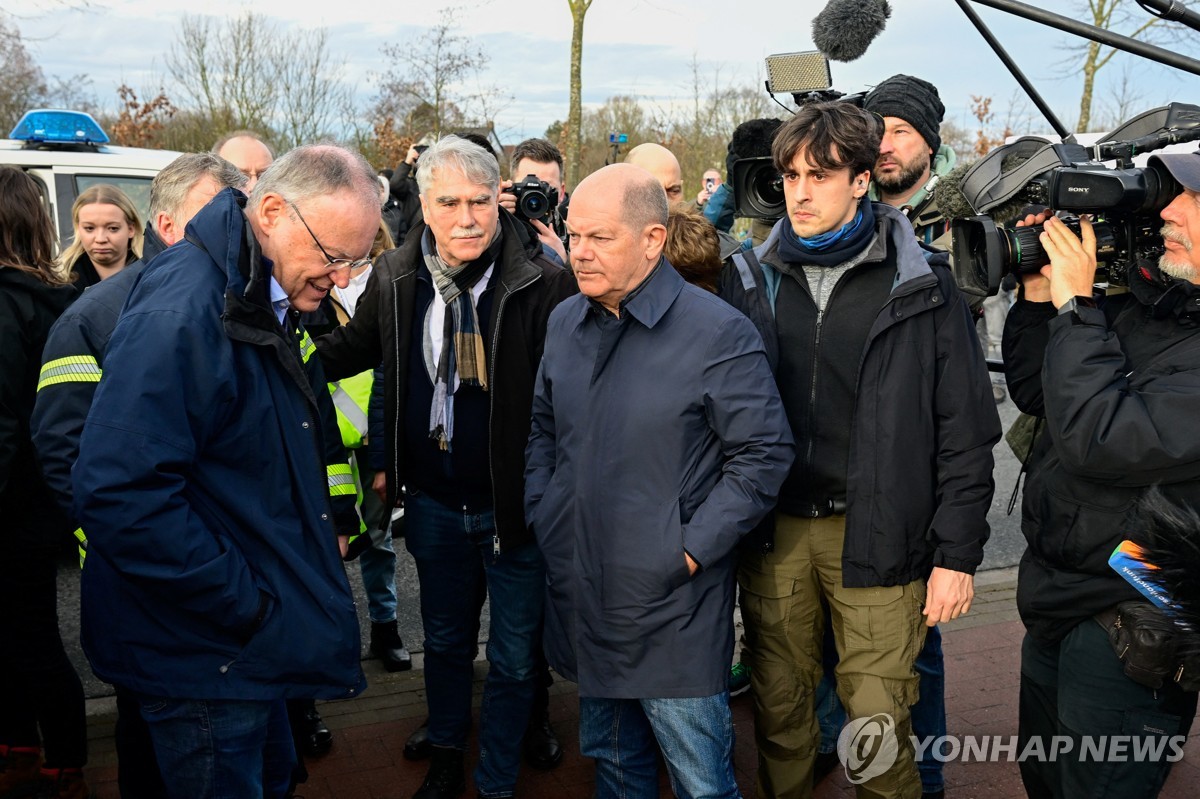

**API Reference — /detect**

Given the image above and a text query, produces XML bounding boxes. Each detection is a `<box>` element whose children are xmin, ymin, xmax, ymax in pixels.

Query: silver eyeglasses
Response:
<box><xmin>287</xmin><ymin>199</ymin><xmax>372</xmax><ymax>271</ymax></box>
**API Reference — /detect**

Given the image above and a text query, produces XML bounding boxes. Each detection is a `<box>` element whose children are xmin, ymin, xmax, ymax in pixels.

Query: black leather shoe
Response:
<box><xmin>412</xmin><ymin>746</ymin><xmax>465</xmax><ymax>799</ymax></box>
<box><xmin>404</xmin><ymin>717</ymin><xmax>432</xmax><ymax>761</ymax></box>
<box><xmin>523</xmin><ymin>710</ymin><xmax>563</xmax><ymax>770</ymax></box>
<box><xmin>371</xmin><ymin>620</ymin><xmax>413</xmax><ymax>672</ymax></box>
<box><xmin>298</xmin><ymin>705</ymin><xmax>333</xmax><ymax>758</ymax></box>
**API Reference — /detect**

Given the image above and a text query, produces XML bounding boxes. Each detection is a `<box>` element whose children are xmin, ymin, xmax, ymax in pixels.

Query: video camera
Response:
<box><xmin>509</xmin><ymin>173</ymin><xmax>561</xmax><ymax>227</ymax></box>
<box><xmin>732</xmin><ymin>51</ymin><xmax>865</xmax><ymax>221</ymax></box>
<box><xmin>951</xmin><ymin>102</ymin><xmax>1200</xmax><ymax>296</ymax></box>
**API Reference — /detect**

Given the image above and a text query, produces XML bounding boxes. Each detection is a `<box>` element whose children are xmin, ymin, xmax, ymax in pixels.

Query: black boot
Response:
<box><xmin>411</xmin><ymin>746</ymin><xmax>465</xmax><ymax>799</ymax></box>
<box><xmin>289</xmin><ymin>698</ymin><xmax>333</xmax><ymax>758</ymax></box>
<box><xmin>523</xmin><ymin>706</ymin><xmax>563</xmax><ymax>770</ymax></box>
<box><xmin>371</xmin><ymin>620</ymin><xmax>413</xmax><ymax>673</ymax></box>
<box><xmin>404</xmin><ymin>717</ymin><xmax>432</xmax><ymax>761</ymax></box>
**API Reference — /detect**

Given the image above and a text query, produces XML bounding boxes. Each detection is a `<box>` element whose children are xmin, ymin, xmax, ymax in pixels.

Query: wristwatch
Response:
<box><xmin>1057</xmin><ymin>295</ymin><xmax>1098</xmax><ymax>320</ymax></box>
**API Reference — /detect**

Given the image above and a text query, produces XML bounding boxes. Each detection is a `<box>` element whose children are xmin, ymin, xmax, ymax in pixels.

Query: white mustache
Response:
<box><xmin>451</xmin><ymin>227</ymin><xmax>485</xmax><ymax>239</ymax></box>
<box><xmin>1162</xmin><ymin>225</ymin><xmax>1193</xmax><ymax>252</ymax></box>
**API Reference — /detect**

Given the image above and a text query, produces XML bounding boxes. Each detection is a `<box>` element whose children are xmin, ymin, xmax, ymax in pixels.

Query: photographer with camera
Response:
<box><xmin>1004</xmin><ymin>149</ymin><xmax>1200</xmax><ymax>799</ymax></box>
<box><xmin>500</xmin><ymin>138</ymin><xmax>568</xmax><ymax>267</ymax></box>
<box><xmin>389</xmin><ymin>144</ymin><xmax>428</xmax><ymax>246</ymax></box>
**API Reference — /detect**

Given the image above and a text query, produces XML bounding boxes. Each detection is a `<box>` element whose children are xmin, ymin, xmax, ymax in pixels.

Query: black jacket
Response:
<box><xmin>387</xmin><ymin>162</ymin><xmax>425</xmax><ymax>245</ymax></box>
<box><xmin>720</xmin><ymin>204</ymin><xmax>1000</xmax><ymax>587</ymax></box>
<box><xmin>315</xmin><ymin>210</ymin><xmax>577</xmax><ymax>552</ymax></box>
<box><xmin>1004</xmin><ymin>267</ymin><xmax>1200</xmax><ymax>645</ymax></box>
<box><xmin>0</xmin><ymin>267</ymin><xmax>77</xmax><ymax>554</ymax></box>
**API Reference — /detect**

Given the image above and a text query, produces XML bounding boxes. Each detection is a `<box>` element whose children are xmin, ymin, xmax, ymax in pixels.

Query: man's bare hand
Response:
<box><xmin>372</xmin><ymin>471</ymin><xmax>387</xmax><ymax>505</ymax></box>
<box><xmin>338</xmin><ymin>535</ymin><xmax>350</xmax><ymax>558</ymax></box>
<box><xmin>1041</xmin><ymin>215</ymin><xmax>1098</xmax><ymax>309</ymax></box>
<box><xmin>498</xmin><ymin>180</ymin><xmax>517</xmax><ymax>215</ymax></box>
<box><xmin>685</xmin><ymin>552</ymin><xmax>699</xmax><ymax>576</ymax></box>
<box><xmin>529</xmin><ymin>218</ymin><xmax>567</xmax><ymax>264</ymax></box>
<box><xmin>923</xmin><ymin>567</ymin><xmax>974</xmax><ymax>627</ymax></box>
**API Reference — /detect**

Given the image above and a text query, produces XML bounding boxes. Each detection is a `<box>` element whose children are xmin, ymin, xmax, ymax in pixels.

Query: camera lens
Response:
<box><xmin>519</xmin><ymin>191</ymin><xmax>548</xmax><ymax>220</ymax></box>
<box><xmin>753</xmin><ymin>169</ymin><xmax>784</xmax><ymax>208</ymax></box>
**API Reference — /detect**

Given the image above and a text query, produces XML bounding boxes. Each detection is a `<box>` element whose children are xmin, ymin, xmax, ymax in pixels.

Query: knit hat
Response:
<box><xmin>863</xmin><ymin>74</ymin><xmax>944</xmax><ymax>157</ymax></box>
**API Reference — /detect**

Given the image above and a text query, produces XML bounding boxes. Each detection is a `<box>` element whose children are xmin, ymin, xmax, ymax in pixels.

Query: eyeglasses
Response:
<box><xmin>286</xmin><ymin>199</ymin><xmax>371</xmax><ymax>272</ymax></box>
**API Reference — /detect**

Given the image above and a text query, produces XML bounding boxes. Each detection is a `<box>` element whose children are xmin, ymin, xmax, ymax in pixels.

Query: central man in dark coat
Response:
<box><xmin>525</xmin><ymin>163</ymin><xmax>794</xmax><ymax>798</ymax></box>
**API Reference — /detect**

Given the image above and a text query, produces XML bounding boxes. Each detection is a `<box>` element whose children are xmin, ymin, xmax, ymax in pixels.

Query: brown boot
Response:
<box><xmin>0</xmin><ymin>746</ymin><xmax>42</xmax><ymax>798</ymax></box>
<box><xmin>37</xmin><ymin>767</ymin><xmax>92</xmax><ymax>799</ymax></box>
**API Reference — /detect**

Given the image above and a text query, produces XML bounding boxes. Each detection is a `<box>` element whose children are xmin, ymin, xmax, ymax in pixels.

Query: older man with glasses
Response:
<box><xmin>73</xmin><ymin>144</ymin><xmax>379</xmax><ymax>799</ymax></box>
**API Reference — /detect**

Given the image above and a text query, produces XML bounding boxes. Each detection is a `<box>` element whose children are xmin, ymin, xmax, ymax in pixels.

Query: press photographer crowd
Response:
<box><xmin>5</xmin><ymin>1</ymin><xmax>1200</xmax><ymax>798</ymax></box>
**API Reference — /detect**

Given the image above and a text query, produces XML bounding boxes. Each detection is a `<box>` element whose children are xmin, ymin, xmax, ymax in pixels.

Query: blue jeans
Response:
<box><xmin>816</xmin><ymin>621</ymin><xmax>946</xmax><ymax>793</ymax></box>
<box><xmin>580</xmin><ymin>693</ymin><xmax>740</xmax><ymax>799</ymax></box>
<box><xmin>136</xmin><ymin>696</ymin><xmax>294</xmax><ymax>799</ymax></box>
<box><xmin>403</xmin><ymin>489</ymin><xmax>545</xmax><ymax>798</ymax></box>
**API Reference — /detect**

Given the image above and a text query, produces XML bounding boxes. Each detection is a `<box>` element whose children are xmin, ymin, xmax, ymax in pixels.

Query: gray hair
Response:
<box><xmin>248</xmin><ymin>143</ymin><xmax>380</xmax><ymax>211</ymax></box>
<box><xmin>416</xmin><ymin>135</ymin><xmax>501</xmax><ymax>197</ymax></box>
<box><xmin>149</xmin><ymin>153</ymin><xmax>245</xmax><ymax>220</ymax></box>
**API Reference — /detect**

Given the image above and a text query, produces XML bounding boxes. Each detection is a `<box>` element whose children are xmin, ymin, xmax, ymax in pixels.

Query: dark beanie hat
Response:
<box><xmin>863</xmin><ymin>74</ymin><xmax>944</xmax><ymax>157</ymax></box>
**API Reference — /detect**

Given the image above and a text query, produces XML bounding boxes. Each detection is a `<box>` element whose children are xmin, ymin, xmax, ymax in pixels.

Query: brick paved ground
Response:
<box><xmin>81</xmin><ymin>569</ymin><xmax>1200</xmax><ymax>798</ymax></box>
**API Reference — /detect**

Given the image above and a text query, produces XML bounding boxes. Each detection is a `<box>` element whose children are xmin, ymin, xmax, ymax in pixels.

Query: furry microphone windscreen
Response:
<box><xmin>812</xmin><ymin>0</ymin><xmax>892</xmax><ymax>62</ymax></box>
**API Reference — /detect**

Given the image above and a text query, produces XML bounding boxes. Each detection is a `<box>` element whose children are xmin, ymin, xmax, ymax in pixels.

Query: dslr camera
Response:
<box><xmin>952</xmin><ymin>102</ymin><xmax>1200</xmax><ymax>296</ymax></box>
<box><xmin>509</xmin><ymin>174</ymin><xmax>561</xmax><ymax>227</ymax></box>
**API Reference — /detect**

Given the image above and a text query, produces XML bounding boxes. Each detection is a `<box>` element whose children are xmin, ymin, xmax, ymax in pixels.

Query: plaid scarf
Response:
<box><xmin>422</xmin><ymin>227</ymin><xmax>501</xmax><ymax>451</ymax></box>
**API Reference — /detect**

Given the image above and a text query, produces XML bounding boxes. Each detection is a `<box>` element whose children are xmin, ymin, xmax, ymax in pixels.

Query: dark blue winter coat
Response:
<box><xmin>525</xmin><ymin>261</ymin><xmax>794</xmax><ymax>698</ymax></box>
<box><xmin>73</xmin><ymin>189</ymin><xmax>366</xmax><ymax>701</ymax></box>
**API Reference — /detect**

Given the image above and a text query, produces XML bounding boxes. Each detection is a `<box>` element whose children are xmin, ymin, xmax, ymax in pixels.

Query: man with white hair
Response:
<box><xmin>316</xmin><ymin>135</ymin><xmax>576</xmax><ymax>799</ymax></box>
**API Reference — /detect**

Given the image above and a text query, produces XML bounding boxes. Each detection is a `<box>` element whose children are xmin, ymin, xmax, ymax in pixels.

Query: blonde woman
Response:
<box><xmin>60</xmin><ymin>184</ymin><xmax>143</xmax><ymax>288</ymax></box>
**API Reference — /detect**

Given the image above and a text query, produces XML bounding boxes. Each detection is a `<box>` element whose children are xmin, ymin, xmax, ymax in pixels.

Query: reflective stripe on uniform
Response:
<box><xmin>75</xmin><ymin>527</ymin><xmax>88</xmax><ymax>569</ymax></box>
<box><xmin>38</xmin><ymin>355</ymin><xmax>102</xmax><ymax>391</ymax></box>
<box><xmin>331</xmin><ymin>384</ymin><xmax>369</xmax><ymax>440</ymax></box>
<box><xmin>327</xmin><ymin>462</ymin><xmax>356</xmax><ymax>497</ymax></box>
<box><xmin>299</xmin><ymin>330</ymin><xmax>316</xmax><ymax>364</ymax></box>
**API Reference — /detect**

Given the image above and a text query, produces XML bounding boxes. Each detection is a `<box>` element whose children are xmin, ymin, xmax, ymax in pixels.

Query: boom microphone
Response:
<box><xmin>812</xmin><ymin>0</ymin><xmax>891</xmax><ymax>62</ymax></box>
<box><xmin>933</xmin><ymin>154</ymin><xmax>1035</xmax><ymax>226</ymax></box>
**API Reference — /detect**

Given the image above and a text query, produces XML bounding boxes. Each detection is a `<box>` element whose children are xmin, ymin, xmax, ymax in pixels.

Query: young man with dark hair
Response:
<box><xmin>721</xmin><ymin>102</ymin><xmax>1000</xmax><ymax>798</ymax></box>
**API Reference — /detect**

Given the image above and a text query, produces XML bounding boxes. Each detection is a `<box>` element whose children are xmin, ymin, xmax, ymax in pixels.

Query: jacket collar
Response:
<box><xmin>760</xmin><ymin>202</ymin><xmax>934</xmax><ymax>293</ymax></box>
<box><xmin>568</xmin><ymin>256</ymin><xmax>683</xmax><ymax>329</ymax></box>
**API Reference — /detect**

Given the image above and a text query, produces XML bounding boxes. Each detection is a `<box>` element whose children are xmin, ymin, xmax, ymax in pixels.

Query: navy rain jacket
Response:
<box><xmin>526</xmin><ymin>262</ymin><xmax>794</xmax><ymax>698</ymax></box>
<box><xmin>73</xmin><ymin>189</ymin><xmax>365</xmax><ymax>701</ymax></box>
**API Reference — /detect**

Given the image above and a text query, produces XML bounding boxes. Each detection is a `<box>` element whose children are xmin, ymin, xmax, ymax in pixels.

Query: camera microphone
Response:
<box><xmin>812</xmin><ymin>0</ymin><xmax>891</xmax><ymax>62</ymax></box>
<box><xmin>934</xmin><ymin>155</ymin><xmax>1035</xmax><ymax>227</ymax></box>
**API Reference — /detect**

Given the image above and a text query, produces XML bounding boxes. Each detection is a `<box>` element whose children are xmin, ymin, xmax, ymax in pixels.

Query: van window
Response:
<box><xmin>75</xmin><ymin>174</ymin><xmax>155</xmax><ymax>224</ymax></box>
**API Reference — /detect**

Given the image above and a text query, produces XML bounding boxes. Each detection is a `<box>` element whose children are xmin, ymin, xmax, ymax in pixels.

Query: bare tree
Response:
<box><xmin>0</xmin><ymin>14</ymin><xmax>48</xmax><ymax>132</ymax></box>
<box><xmin>375</xmin><ymin>7</ymin><xmax>490</xmax><ymax>139</ymax></box>
<box><xmin>565</xmin><ymin>0</ymin><xmax>592</xmax><ymax>188</ymax></box>
<box><xmin>274</xmin><ymin>26</ymin><xmax>353</xmax><ymax>149</ymax></box>
<box><xmin>165</xmin><ymin>12</ymin><xmax>351</xmax><ymax>149</ymax></box>
<box><xmin>1065</xmin><ymin>0</ymin><xmax>1198</xmax><ymax>131</ymax></box>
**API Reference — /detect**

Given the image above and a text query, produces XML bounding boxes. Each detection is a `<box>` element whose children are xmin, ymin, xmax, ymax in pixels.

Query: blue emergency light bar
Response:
<box><xmin>8</xmin><ymin>109</ymin><xmax>110</xmax><ymax>145</ymax></box>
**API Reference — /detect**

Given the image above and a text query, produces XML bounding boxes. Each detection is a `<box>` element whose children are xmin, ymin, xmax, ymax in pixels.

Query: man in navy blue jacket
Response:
<box><xmin>526</xmin><ymin>163</ymin><xmax>794</xmax><ymax>798</ymax></box>
<box><xmin>72</xmin><ymin>144</ymin><xmax>380</xmax><ymax>799</ymax></box>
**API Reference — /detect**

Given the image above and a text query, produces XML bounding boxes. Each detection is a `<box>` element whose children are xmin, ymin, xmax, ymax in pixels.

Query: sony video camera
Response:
<box><xmin>951</xmin><ymin>102</ymin><xmax>1200</xmax><ymax>296</ymax></box>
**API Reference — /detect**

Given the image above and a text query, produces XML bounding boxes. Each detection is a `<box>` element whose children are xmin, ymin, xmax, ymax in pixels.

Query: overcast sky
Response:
<box><xmin>12</xmin><ymin>0</ymin><xmax>1200</xmax><ymax>144</ymax></box>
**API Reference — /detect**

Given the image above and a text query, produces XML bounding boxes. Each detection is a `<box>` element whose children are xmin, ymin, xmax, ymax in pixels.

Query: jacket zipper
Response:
<box><xmin>485</xmin><ymin>268</ymin><xmax>542</xmax><ymax>556</ymax></box>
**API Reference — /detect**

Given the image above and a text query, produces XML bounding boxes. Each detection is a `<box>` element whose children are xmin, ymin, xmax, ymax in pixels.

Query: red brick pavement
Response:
<box><xmin>83</xmin><ymin>618</ymin><xmax>1200</xmax><ymax>798</ymax></box>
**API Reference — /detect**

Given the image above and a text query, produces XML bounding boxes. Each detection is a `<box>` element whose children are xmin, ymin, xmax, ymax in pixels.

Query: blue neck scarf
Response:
<box><xmin>778</xmin><ymin>198</ymin><xmax>876</xmax><ymax>268</ymax></box>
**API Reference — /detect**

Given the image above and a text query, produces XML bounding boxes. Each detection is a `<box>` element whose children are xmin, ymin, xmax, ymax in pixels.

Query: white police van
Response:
<box><xmin>1</xmin><ymin>109</ymin><xmax>181</xmax><ymax>249</ymax></box>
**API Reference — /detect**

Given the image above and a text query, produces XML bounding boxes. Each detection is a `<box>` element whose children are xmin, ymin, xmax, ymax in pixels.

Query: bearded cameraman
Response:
<box><xmin>1003</xmin><ymin>150</ymin><xmax>1200</xmax><ymax>799</ymax></box>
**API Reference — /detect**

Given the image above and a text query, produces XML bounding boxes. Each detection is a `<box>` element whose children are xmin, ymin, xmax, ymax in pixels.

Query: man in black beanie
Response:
<box><xmin>863</xmin><ymin>74</ymin><xmax>951</xmax><ymax>245</ymax></box>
